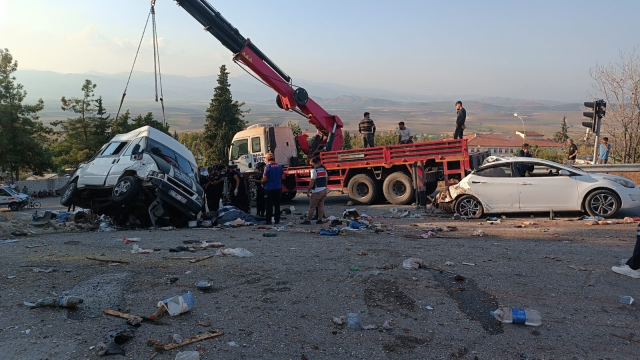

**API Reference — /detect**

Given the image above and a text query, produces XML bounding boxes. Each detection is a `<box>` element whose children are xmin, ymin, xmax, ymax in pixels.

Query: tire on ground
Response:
<box><xmin>584</xmin><ymin>189</ymin><xmax>620</xmax><ymax>218</ymax></box>
<box><xmin>60</xmin><ymin>182</ymin><xmax>78</xmax><ymax>207</ymax></box>
<box><xmin>112</xmin><ymin>176</ymin><xmax>140</xmax><ymax>204</ymax></box>
<box><xmin>348</xmin><ymin>174</ymin><xmax>379</xmax><ymax>205</ymax></box>
<box><xmin>382</xmin><ymin>171</ymin><xmax>415</xmax><ymax>205</ymax></box>
<box><xmin>454</xmin><ymin>194</ymin><xmax>484</xmax><ymax>219</ymax></box>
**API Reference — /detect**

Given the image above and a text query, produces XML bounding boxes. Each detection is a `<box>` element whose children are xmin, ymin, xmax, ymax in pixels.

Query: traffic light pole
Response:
<box><xmin>592</xmin><ymin>116</ymin><xmax>601</xmax><ymax>164</ymax></box>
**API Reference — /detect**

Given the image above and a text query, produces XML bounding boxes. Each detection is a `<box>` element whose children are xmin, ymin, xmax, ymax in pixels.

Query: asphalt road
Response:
<box><xmin>1</xmin><ymin>194</ymin><xmax>640</xmax><ymax>359</ymax></box>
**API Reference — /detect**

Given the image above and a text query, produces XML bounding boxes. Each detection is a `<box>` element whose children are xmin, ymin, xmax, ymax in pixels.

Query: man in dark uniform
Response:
<box><xmin>249</xmin><ymin>162</ymin><xmax>266</xmax><ymax>217</ymax></box>
<box><xmin>204</xmin><ymin>166</ymin><xmax>225</xmax><ymax>213</ymax></box>
<box><xmin>453</xmin><ymin>101</ymin><xmax>466</xmax><ymax>140</ymax></box>
<box><xmin>227</xmin><ymin>164</ymin><xmax>249</xmax><ymax>213</ymax></box>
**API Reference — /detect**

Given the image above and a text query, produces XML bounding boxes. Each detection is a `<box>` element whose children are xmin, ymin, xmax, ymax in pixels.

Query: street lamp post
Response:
<box><xmin>513</xmin><ymin>113</ymin><xmax>526</xmax><ymax>144</ymax></box>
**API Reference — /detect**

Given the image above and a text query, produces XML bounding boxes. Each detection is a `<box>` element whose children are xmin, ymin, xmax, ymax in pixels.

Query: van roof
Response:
<box><xmin>111</xmin><ymin>126</ymin><xmax>196</xmax><ymax>165</ymax></box>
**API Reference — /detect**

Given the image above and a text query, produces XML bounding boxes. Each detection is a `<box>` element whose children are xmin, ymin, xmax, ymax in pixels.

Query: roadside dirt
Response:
<box><xmin>1</xmin><ymin>195</ymin><xmax>640</xmax><ymax>359</ymax></box>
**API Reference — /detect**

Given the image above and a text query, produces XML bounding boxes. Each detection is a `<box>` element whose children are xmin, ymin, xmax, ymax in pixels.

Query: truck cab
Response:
<box><xmin>229</xmin><ymin>123</ymin><xmax>298</xmax><ymax>172</ymax></box>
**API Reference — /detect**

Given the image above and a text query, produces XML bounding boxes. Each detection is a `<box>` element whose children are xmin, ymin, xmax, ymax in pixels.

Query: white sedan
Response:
<box><xmin>443</xmin><ymin>158</ymin><xmax>640</xmax><ymax>218</ymax></box>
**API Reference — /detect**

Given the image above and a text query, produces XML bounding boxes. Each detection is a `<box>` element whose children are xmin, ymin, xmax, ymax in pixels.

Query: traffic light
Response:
<box><xmin>582</xmin><ymin>101</ymin><xmax>596</xmax><ymax>131</ymax></box>
<box><xmin>596</xmin><ymin>100</ymin><xmax>606</xmax><ymax>118</ymax></box>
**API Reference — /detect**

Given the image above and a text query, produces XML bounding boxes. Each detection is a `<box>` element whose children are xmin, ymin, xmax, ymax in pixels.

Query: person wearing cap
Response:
<box><xmin>302</xmin><ymin>156</ymin><xmax>328</xmax><ymax>225</ymax></box>
<box><xmin>261</xmin><ymin>153</ymin><xmax>284</xmax><ymax>225</ymax></box>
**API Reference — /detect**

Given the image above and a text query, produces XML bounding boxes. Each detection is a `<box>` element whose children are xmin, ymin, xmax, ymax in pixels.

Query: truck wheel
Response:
<box><xmin>9</xmin><ymin>203</ymin><xmax>20</xmax><ymax>211</ymax></box>
<box><xmin>383</xmin><ymin>172</ymin><xmax>415</xmax><ymax>205</ymax></box>
<box><xmin>348</xmin><ymin>174</ymin><xmax>379</xmax><ymax>205</ymax></box>
<box><xmin>112</xmin><ymin>176</ymin><xmax>140</xmax><ymax>204</ymax></box>
<box><xmin>60</xmin><ymin>182</ymin><xmax>77</xmax><ymax>207</ymax></box>
<box><xmin>585</xmin><ymin>189</ymin><xmax>620</xmax><ymax>218</ymax></box>
<box><xmin>455</xmin><ymin>195</ymin><xmax>484</xmax><ymax>219</ymax></box>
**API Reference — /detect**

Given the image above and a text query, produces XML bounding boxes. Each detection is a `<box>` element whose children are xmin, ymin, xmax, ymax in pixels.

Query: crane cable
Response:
<box><xmin>151</xmin><ymin>2</ymin><xmax>166</xmax><ymax>127</ymax></box>
<box><xmin>115</xmin><ymin>0</ymin><xmax>166</xmax><ymax>127</ymax></box>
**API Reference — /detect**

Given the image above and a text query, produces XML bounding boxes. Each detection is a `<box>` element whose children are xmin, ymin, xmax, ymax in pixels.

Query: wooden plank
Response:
<box><xmin>86</xmin><ymin>257</ymin><xmax>130</xmax><ymax>264</ymax></box>
<box><xmin>189</xmin><ymin>255</ymin><xmax>213</xmax><ymax>263</ymax></box>
<box><xmin>162</xmin><ymin>332</ymin><xmax>224</xmax><ymax>351</ymax></box>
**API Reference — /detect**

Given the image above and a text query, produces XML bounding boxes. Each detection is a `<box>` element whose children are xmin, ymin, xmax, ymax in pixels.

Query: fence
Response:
<box><xmin>7</xmin><ymin>178</ymin><xmax>70</xmax><ymax>194</ymax></box>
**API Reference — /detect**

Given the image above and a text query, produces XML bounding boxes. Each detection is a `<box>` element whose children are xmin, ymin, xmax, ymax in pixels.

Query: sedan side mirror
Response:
<box><xmin>559</xmin><ymin>170</ymin><xmax>570</xmax><ymax>176</ymax></box>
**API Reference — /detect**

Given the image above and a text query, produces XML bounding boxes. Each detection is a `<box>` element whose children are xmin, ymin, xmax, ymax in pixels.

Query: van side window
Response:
<box><xmin>124</xmin><ymin>137</ymin><xmax>146</xmax><ymax>156</ymax></box>
<box><xmin>0</xmin><ymin>189</ymin><xmax>8</xmax><ymax>196</ymax></box>
<box><xmin>101</xmin><ymin>142</ymin><xmax>129</xmax><ymax>157</ymax></box>
<box><xmin>251</xmin><ymin>137</ymin><xmax>261</xmax><ymax>153</ymax></box>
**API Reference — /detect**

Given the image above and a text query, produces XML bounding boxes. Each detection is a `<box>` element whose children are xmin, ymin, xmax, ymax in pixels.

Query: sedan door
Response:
<box><xmin>467</xmin><ymin>163</ymin><xmax>521</xmax><ymax>212</ymax></box>
<box><xmin>516</xmin><ymin>162</ymin><xmax>580</xmax><ymax>211</ymax></box>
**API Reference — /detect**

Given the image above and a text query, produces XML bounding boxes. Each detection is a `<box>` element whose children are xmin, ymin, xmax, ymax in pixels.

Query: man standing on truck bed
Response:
<box><xmin>262</xmin><ymin>153</ymin><xmax>284</xmax><ymax>225</ymax></box>
<box><xmin>359</xmin><ymin>112</ymin><xmax>376</xmax><ymax>148</ymax></box>
<box><xmin>453</xmin><ymin>101</ymin><xmax>466</xmax><ymax>140</ymax></box>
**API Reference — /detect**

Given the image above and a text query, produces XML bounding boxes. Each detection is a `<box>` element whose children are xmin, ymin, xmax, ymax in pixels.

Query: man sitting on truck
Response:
<box><xmin>359</xmin><ymin>112</ymin><xmax>376</xmax><ymax>148</ymax></box>
<box><xmin>397</xmin><ymin>122</ymin><xmax>414</xmax><ymax>144</ymax></box>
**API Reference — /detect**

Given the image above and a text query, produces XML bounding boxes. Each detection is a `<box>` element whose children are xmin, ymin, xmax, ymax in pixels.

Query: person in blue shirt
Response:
<box><xmin>261</xmin><ymin>153</ymin><xmax>284</xmax><ymax>225</ymax></box>
<box><xmin>598</xmin><ymin>137</ymin><xmax>611</xmax><ymax>164</ymax></box>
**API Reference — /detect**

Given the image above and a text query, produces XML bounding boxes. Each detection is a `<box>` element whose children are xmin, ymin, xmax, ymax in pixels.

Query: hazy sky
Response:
<box><xmin>2</xmin><ymin>0</ymin><xmax>638</xmax><ymax>102</ymax></box>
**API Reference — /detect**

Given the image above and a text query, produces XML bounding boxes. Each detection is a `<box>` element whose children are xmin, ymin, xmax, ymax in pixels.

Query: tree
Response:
<box><xmin>50</xmin><ymin>80</ymin><xmax>112</xmax><ymax>169</ymax></box>
<box><xmin>0</xmin><ymin>48</ymin><xmax>53</xmax><ymax>179</ymax></box>
<box><xmin>589</xmin><ymin>48</ymin><xmax>640</xmax><ymax>163</ymax></box>
<box><xmin>553</xmin><ymin>116</ymin><xmax>569</xmax><ymax>143</ymax></box>
<box><xmin>178</xmin><ymin>131</ymin><xmax>207</xmax><ymax>166</ymax></box>
<box><xmin>341</xmin><ymin>130</ymin><xmax>354</xmax><ymax>150</ymax></box>
<box><xmin>203</xmin><ymin>65</ymin><xmax>249</xmax><ymax>164</ymax></box>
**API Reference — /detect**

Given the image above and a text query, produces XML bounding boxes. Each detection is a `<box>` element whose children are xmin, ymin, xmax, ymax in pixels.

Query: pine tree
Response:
<box><xmin>0</xmin><ymin>48</ymin><xmax>53</xmax><ymax>179</ymax></box>
<box><xmin>341</xmin><ymin>130</ymin><xmax>353</xmax><ymax>150</ymax></box>
<box><xmin>203</xmin><ymin>65</ymin><xmax>248</xmax><ymax>164</ymax></box>
<box><xmin>553</xmin><ymin>116</ymin><xmax>569</xmax><ymax>143</ymax></box>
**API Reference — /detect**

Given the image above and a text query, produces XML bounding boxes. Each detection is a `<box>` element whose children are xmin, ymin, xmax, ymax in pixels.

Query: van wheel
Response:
<box><xmin>348</xmin><ymin>174</ymin><xmax>379</xmax><ymax>205</ymax></box>
<box><xmin>60</xmin><ymin>182</ymin><xmax>77</xmax><ymax>207</ymax></box>
<box><xmin>112</xmin><ymin>176</ymin><xmax>140</xmax><ymax>204</ymax></box>
<box><xmin>9</xmin><ymin>203</ymin><xmax>20</xmax><ymax>211</ymax></box>
<box><xmin>383</xmin><ymin>172</ymin><xmax>415</xmax><ymax>205</ymax></box>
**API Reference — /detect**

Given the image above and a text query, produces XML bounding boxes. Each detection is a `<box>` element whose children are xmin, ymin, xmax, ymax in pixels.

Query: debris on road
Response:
<box><xmin>0</xmin><ymin>239</ymin><xmax>19</xmax><ymax>244</ymax></box>
<box><xmin>491</xmin><ymin>307</ymin><xmax>542</xmax><ymax>326</ymax></box>
<box><xmin>454</xmin><ymin>275</ymin><xmax>466</xmax><ymax>281</ymax></box>
<box><xmin>462</xmin><ymin>262</ymin><xmax>476</xmax><ymax>266</ymax></box>
<box><xmin>122</xmin><ymin>237</ymin><xmax>140</xmax><ymax>243</ymax></box>
<box><xmin>620</xmin><ymin>295</ymin><xmax>634</xmax><ymax>305</ymax></box>
<box><xmin>160</xmin><ymin>332</ymin><xmax>224</xmax><ymax>351</ymax></box>
<box><xmin>445</xmin><ymin>261</ymin><xmax>455</xmax><ymax>266</ymax></box>
<box><xmin>24</xmin><ymin>296</ymin><xmax>83</xmax><ymax>308</ymax></box>
<box><xmin>332</xmin><ymin>316</ymin><xmax>346</xmax><ymax>325</ymax></box>
<box><xmin>103</xmin><ymin>309</ymin><xmax>144</xmax><ymax>326</ymax></box>
<box><xmin>189</xmin><ymin>255</ymin><xmax>213</xmax><ymax>263</ymax></box>
<box><xmin>346</xmin><ymin>313</ymin><xmax>361</xmax><ymax>330</ymax></box>
<box><xmin>195</xmin><ymin>281</ymin><xmax>212</xmax><ymax>290</ymax></box>
<box><xmin>215</xmin><ymin>248</ymin><xmax>253</xmax><ymax>257</ymax></box>
<box><xmin>472</xmin><ymin>230</ymin><xmax>487</xmax><ymax>237</ymax></box>
<box><xmin>382</xmin><ymin>320</ymin><xmax>393</xmax><ymax>330</ymax></box>
<box><xmin>402</xmin><ymin>257</ymin><xmax>425</xmax><ymax>270</ymax></box>
<box><xmin>131</xmin><ymin>244</ymin><xmax>154</xmax><ymax>254</ymax></box>
<box><xmin>86</xmin><ymin>257</ymin><xmax>130</xmax><ymax>264</ymax></box>
<box><xmin>151</xmin><ymin>292</ymin><xmax>195</xmax><ymax>319</ymax></box>
<box><xmin>32</xmin><ymin>267</ymin><xmax>57</xmax><ymax>273</ymax></box>
<box><xmin>175</xmin><ymin>351</ymin><xmax>201</xmax><ymax>360</ymax></box>
<box><xmin>425</xmin><ymin>306</ymin><xmax>434</xmax><ymax>310</ymax></box>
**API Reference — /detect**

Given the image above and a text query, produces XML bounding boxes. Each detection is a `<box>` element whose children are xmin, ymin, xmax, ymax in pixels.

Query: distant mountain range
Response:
<box><xmin>15</xmin><ymin>70</ymin><xmax>581</xmax><ymax>111</ymax></box>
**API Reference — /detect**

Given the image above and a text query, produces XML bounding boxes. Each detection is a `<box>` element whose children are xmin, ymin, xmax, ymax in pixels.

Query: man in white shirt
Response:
<box><xmin>301</xmin><ymin>157</ymin><xmax>328</xmax><ymax>225</ymax></box>
<box><xmin>397</xmin><ymin>122</ymin><xmax>414</xmax><ymax>144</ymax></box>
<box><xmin>9</xmin><ymin>181</ymin><xmax>17</xmax><ymax>190</ymax></box>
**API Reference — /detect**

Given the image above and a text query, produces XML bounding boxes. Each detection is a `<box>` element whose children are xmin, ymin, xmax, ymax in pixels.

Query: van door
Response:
<box><xmin>0</xmin><ymin>188</ymin><xmax>10</xmax><ymax>205</ymax></box>
<box><xmin>106</xmin><ymin>137</ymin><xmax>147</xmax><ymax>186</ymax></box>
<box><xmin>79</xmin><ymin>141</ymin><xmax>130</xmax><ymax>186</ymax></box>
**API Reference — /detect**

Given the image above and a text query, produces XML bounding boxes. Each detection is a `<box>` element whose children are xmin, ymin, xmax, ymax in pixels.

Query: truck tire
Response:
<box><xmin>60</xmin><ymin>182</ymin><xmax>77</xmax><ymax>207</ymax></box>
<box><xmin>383</xmin><ymin>172</ymin><xmax>415</xmax><ymax>205</ymax></box>
<box><xmin>112</xmin><ymin>176</ymin><xmax>140</xmax><ymax>204</ymax></box>
<box><xmin>348</xmin><ymin>174</ymin><xmax>379</xmax><ymax>205</ymax></box>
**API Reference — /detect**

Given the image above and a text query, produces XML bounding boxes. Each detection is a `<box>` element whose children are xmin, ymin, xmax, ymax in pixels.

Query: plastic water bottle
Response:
<box><xmin>491</xmin><ymin>307</ymin><xmax>541</xmax><ymax>326</ymax></box>
<box><xmin>24</xmin><ymin>296</ymin><xmax>84</xmax><ymax>308</ymax></box>
<box><xmin>346</xmin><ymin>313</ymin><xmax>362</xmax><ymax>330</ymax></box>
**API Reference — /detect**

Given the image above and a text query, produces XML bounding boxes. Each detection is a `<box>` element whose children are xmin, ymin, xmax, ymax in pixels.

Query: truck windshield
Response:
<box><xmin>146</xmin><ymin>139</ymin><xmax>197</xmax><ymax>181</ymax></box>
<box><xmin>231</xmin><ymin>139</ymin><xmax>249</xmax><ymax>160</ymax></box>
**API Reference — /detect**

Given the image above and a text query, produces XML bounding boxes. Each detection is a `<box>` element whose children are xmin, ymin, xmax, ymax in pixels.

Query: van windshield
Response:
<box><xmin>146</xmin><ymin>139</ymin><xmax>197</xmax><ymax>181</ymax></box>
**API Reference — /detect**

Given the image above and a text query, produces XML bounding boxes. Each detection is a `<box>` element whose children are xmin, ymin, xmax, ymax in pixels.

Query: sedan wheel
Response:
<box><xmin>585</xmin><ymin>190</ymin><xmax>619</xmax><ymax>218</ymax></box>
<box><xmin>455</xmin><ymin>195</ymin><xmax>484</xmax><ymax>219</ymax></box>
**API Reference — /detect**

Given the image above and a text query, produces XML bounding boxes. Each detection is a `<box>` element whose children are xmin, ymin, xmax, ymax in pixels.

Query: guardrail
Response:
<box><xmin>574</xmin><ymin>164</ymin><xmax>640</xmax><ymax>172</ymax></box>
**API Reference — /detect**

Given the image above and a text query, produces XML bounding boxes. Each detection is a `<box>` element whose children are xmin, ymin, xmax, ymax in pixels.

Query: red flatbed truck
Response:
<box><xmin>284</xmin><ymin>139</ymin><xmax>487</xmax><ymax>205</ymax></box>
